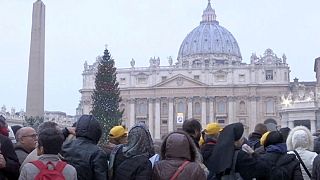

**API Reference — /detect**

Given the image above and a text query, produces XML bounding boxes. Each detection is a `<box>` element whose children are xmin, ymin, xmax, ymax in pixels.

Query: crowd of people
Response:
<box><xmin>2</xmin><ymin>114</ymin><xmax>320</xmax><ymax>179</ymax></box>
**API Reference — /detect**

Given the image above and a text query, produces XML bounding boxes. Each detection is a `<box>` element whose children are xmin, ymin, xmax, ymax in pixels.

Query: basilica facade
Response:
<box><xmin>77</xmin><ymin>1</ymin><xmax>319</xmax><ymax>139</ymax></box>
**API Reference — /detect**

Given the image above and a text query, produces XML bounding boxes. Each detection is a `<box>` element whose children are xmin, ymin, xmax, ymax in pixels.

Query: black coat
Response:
<box><xmin>312</xmin><ymin>154</ymin><xmax>320</xmax><ymax>180</ymax></box>
<box><xmin>61</xmin><ymin>115</ymin><xmax>108</xmax><ymax>180</ymax></box>
<box><xmin>234</xmin><ymin>150</ymin><xmax>270</xmax><ymax>180</ymax></box>
<box><xmin>112</xmin><ymin>146</ymin><xmax>152</xmax><ymax>180</ymax></box>
<box><xmin>259</xmin><ymin>152</ymin><xmax>303</xmax><ymax>180</ymax></box>
<box><xmin>314</xmin><ymin>137</ymin><xmax>320</xmax><ymax>154</ymax></box>
<box><xmin>209</xmin><ymin>150</ymin><xmax>270</xmax><ymax>180</ymax></box>
<box><xmin>0</xmin><ymin>134</ymin><xmax>20</xmax><ymax>180</ymax></box>
<box><xmin>201</xmin><ymin>138</ymin><xmax>217</xmax><ymax>168</ymax></box>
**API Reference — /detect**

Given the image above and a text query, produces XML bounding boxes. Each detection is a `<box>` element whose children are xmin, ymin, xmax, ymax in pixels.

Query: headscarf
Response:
<box><xmin>122</xmin><ymin>123</ymin><xmax>155</xmax><ymax>158</ymax></box>
<box><xmin>208</xmin><ymin>123</ymin><xmax>244</xmax><ymax>174</ymax></box>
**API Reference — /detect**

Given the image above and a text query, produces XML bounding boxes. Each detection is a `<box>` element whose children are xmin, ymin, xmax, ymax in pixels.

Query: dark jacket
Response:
<box><xmin>313</xmin><ymin>137</ymin><xmax>320</xmax><ymax>154</ymax></box>
<box><xmin>61</xmin><ymin>115</ymin><xmax>108</xmax><ymax>180</ymax></box>
<box><xmin>312</xmin><ymin>154</ymin><xmax>320</xmax><ymax>180</ymax></box>
<box><xmin>112</xmin><ymin>146</ymin><xmax>152</xmax><ymax>180</ymax></box>
<box><xmin>153</xmin><ymin>131</ymin><xmax>206</xmax><ymax>180</ymax></box>
<box><xmin>259</xmin><ymin>144</ymin><xmax>303</xmax><ymax>180</ymax></box>
<box><xmin>248</xmin><ymin>132</ymin><xmax>263</xmax><ymax>150</ymax></box>
<box><xmin>0</xmin><ymin>134</ymin><xmax>20</xmax><ymax>180</ymax></box>
<box><xmin>234</xmin><ymin>149</ymin><xmax>269</xmax><ymax>180</ymax></box>
<box><xmin>200</xmin><ymin>138</ymin><xmax>217</xmax><ymax>168</ymax></box>
<box><xmin>111</xmin><ymin>124</ymin><xmax>154</xmax><ymax>180</ymax></box>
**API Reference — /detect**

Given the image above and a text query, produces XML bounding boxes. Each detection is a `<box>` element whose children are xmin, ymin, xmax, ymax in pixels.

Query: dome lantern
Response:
<box><xmin>201</xmin><ymin>0</ymin><xmax>217</xmax><ymax>23</ymax></box>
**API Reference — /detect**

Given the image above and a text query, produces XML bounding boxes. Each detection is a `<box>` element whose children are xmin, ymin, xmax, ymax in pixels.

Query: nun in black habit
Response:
<box><xmin>207</xmin><ymin>123</ymin><xmax>270</xmax><ymax>180</ymax></box>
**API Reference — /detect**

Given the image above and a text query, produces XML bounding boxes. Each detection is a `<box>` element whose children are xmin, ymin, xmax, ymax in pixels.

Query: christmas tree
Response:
<box><xmin>91</xmin><ymin>46</ymin><xmax>123</xmax><ymax>144</ymax></box>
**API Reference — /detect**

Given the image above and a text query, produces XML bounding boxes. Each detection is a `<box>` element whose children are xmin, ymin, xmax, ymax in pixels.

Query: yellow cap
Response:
<box><xmin>109</xmin><ymin>126</ymin><xmax>127</xmax><ymax>139</ymax></box>
<box><xmin>204</xmin><ymin>123</ymin><xmax>222</xmax><ymax>135</ymax></box>
<box><xmin>260</xmin><ymin>131</ymin><xmax>270</xmax><ymax>146</ymax></box>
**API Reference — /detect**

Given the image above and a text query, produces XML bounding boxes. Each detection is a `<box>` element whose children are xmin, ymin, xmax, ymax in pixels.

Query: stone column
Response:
<box><xmin>228</xmin><ymin>97</ymin><xmax>235</xmax><ymax>124</ymax></box>
<box><xmin>168</xmin><ymin>98</ymin><xmax>174</xmax><ymax>132</ymax></box>
<box><xmin>187</xmin><ymin>97</ymin><xmax>193</xmax><ymax>119</ymax></box>
<box><xmin>209</xmin><ymin>97</ymin><xmax>214</xmax><ymax>123</ymax></box>
<box><xmin>148</xmin><ymin>98</ymin><xmax>154</xmax><ymax>138</ymax></box>
<box><xmin>249</xmin><ymin>97</ymin><xmax>257</xmax><ymax>132</ymax></box>
<box><xmin>280</xmin><ymin>112</ymin><xmax>289</xmax><ymax>128</ymax></box>
<box><xmin>201</xmin><ymin>97</ymin><xmax>207</xmax><ymax>127</ymax></box>
<box><xmin>311</xmin><ymin>119</ymin><xmax>316</xmax><ymax>134</ymax></box>
<box><xmin>154</xmin><ymin>98</ymin><xmax>161</xmax><ymax>140</ymax></box>
<box><xmin>129</xmin><ymin>99</ymin><xmax>135</xmax><ymax>129</ymax></box>
<box><xmin>288</xmin><ymin>120</ymin><xmax>294</xmax><ymax>129</ymax></box>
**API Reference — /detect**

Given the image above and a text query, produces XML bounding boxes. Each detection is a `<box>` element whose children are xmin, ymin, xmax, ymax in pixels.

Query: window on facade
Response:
<box><xmin>192</xmin><ymin>60</ymin><xmax>201</xmax><ymax>68</ymax></box>
<box><xmin>239</xmin><ymin>74</ymin><xmax>245</xmax><ymax>82</ymax></box>
<box><xmin>177</xmin><ymin>101</ymin><xmax>185</xmax><ymax>113</ymax></box>
<box><xmin>217</xmin><ymin>101</ymin><xmax>226</xmax><ymax>113</ymax></box>
<box><xmin>137</xmin><ymin>101</ymin><xmax>147</xmax><ymax>116</ymax></box>
<box><xmin>194</xmin><ymin>75</ymin><xmax>200</xmax><ymax>80</ymax></box>
<box><xmin>120</xmin><ymin>78</ymin><xmax>126</xmax><ymax>84</ymax></box>
<box><xmin>239</xmin><ymin>101</ymin><xmax>246</xmax><ymax>114</ymax></box>
<box><xmin>217</xmin><ymin>119</ymin><xmax>225</xmax><ymax>124</ymax></box>
<box><xmin>194</xmin><ymin>102</ymin><xmax>201</xmax><ymax>115</ymax></box>
<box><xmin>137</xmin><ymin>77</ymin><xmax>147</xmax><ymax>84</ymax></box>
<box><xmin>161</xmin><ymin>103</ymin><xmax>168</xmax><ymax>115</ymax></box>
<box><xmin>266</xmin><ymin>100</ymin><xmax>274</xmax><ymax>114</ymax></box>
<box><xmin>216</xmin><ymin>74</ymin><xmax>226</xmax><ymax>82</ymax></box>
<box><xmin>284</xmin><ymin>72</ymin><xmax>288</xmax><ymax>81</ymax></box>
<box><xmin>161</xmin><ymin>76</ymin><xmax>167</xmax><ymax>81</ymax></box>
<box><xmin>162</xmin><ymin>120</ymin><xmax>168</xmax><ymax>124</ymax></box>
<box><xmin>266</xmin><ymin>70</ymin><xmax>273</xmax><ymax>80</ymax></box>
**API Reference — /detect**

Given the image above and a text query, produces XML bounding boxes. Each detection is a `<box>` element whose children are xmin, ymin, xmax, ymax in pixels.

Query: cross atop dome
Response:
<box><xmin>201</xmin><ymin>0</ymin><xmax>217</xmax><ymax>23</ymax></box>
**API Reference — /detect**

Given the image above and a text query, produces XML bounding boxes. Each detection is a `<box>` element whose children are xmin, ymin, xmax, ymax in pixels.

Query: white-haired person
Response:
<box><xmin>287</xmin><ymin>126</ymin><xmax>317</xmax><ymax>180</ymax></box>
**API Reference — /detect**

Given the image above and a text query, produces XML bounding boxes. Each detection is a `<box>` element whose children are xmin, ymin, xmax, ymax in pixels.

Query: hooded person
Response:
<box><xmin>207</xmin><ymin>123</ymin><xmax>269</xmax><ymax>180</ymax></box>
<box><xmin>259</xmin><ymin>131</ymin><xmax>303</xmax><ymax>180</ymax></box>
<box><xmin>61</xmin><ymin>115</ymin><xmax>108</xmax><ymax>180</ymax></box>
<box><xmin>109</xmin><ymin>123</ymin><xmax>154</xmax><ymax>180</ymax></box>
<box><xmin>152</xmin><ymin>131</ymin><xmax>206</xmax><ymax>180</ymax></box>
<box><xmin>286</xmin><ymin>126</ymin><xmax>317</xmax><ymax>180</ymax></box>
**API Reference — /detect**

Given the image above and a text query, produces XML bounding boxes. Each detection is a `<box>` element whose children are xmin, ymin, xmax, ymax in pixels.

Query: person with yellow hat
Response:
<box><xmin>102</xmin><ymin>125</ymin><xmax>128</xmax><ymax>160</ymax></box>
<box><xmin>200</xmin><ymin>123</ymin><xmax>222</xmax><ymax>168</ymax></box>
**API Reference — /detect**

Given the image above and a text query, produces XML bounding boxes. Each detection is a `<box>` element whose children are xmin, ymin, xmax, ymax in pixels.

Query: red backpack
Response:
<box><xmin>31</xmin><ymin>160</ymin><xmax>67</xmax><ymax>180</ymax></box>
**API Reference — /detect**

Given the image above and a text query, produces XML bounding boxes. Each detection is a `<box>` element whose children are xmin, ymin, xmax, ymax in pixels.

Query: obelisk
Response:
<box><xmin>26</xmin><ymin>0</ymin><xmax>45</xmax><ymax>118</ymax></box>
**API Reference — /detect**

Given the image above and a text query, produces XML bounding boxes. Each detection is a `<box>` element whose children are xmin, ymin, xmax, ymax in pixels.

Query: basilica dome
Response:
<box><xmin>177</xmin><ymin>1</ymin><xmax>242</xmax><ymax>66</ymax></box>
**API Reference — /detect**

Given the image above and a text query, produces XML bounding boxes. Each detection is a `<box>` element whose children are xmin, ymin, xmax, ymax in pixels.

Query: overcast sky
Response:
<box><xmin>0</xmin><ymin>0</ymin><xmax>319</xmax><ymax>115</ymax></box>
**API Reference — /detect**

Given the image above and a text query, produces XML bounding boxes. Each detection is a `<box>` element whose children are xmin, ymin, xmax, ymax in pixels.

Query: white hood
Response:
<box><xmin>286</xmin><ymin>126</ymin><xmax>314</xmax><ymax>151</ymax></box>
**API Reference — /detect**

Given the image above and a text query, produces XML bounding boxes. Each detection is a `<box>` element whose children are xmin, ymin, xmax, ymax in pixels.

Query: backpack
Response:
<box><xmin>31</xmin><ymin>160</ymin><xmax>66</xmax><ymax>180</ymax></box>
<box><xmin>269</xmin><ymin>154</ymin><xmax>297</xmax><ymax>180</ymax></box>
